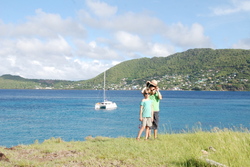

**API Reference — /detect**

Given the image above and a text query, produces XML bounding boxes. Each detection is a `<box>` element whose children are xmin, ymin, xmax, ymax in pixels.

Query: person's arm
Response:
<box><xmin>139</xmin><ymin>105</ymin><xmax>143</xmax><ymax>121</ymax></box>
<box><xmin>141</xmin><ymin>87</ymin><xmax>147</xmax><ymax>94</ymax></box>
<box><xmin>156</xmin><ymin>87</ymin><xmax>163</xmax><ymax>100</ymax></box>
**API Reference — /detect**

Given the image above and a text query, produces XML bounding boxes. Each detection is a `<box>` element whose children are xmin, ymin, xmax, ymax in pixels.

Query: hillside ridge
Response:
<box><xmin>1</xmin><ymin>48</ymin><xmax>249</xmax><ymax>91</ymax></box>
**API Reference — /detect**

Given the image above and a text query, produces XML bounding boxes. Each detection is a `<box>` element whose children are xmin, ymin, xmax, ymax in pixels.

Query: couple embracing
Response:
<box><xmin>136</xmin><ymin>80</ymin><xmax>162</xmax><ymax>141</ymax></box>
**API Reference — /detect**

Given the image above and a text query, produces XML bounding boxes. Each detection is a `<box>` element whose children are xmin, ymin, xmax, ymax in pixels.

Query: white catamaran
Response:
<box><xmin>95</xmin><ymin>71</ymin><xmax>117</xmax><ymax>110</ymax></box>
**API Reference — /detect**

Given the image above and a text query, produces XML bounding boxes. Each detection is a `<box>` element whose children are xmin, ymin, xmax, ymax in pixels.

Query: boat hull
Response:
<box><xmin>95</xmin><ymin>101</ymin><xmax>117</xmax><ymax>110</ymax></box>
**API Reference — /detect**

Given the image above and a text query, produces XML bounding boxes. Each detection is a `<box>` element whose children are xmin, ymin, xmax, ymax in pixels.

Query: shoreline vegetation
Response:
<box><xmin>0</xmin><ymin>127</ymin><xmax>249</xmax><ymax>167</ymax></box>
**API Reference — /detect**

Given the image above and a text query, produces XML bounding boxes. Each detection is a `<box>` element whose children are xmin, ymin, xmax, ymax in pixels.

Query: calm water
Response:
<box><xmin>0</xmin><ymin>89</ymin><xmax>249</xmax><ymax>147</ymax></box>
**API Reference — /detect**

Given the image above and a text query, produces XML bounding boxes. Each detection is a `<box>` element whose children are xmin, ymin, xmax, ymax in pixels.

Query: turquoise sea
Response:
<box><xmin>0</xmin><ymin>89</ymin><xmax>249</xmax><ymax>147</ymax></box>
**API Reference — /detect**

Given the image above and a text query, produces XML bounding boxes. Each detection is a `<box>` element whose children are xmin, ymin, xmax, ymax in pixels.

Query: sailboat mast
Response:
<box><xmin>103</xmin><ymin>71</ymin><xmax>106</xmax><ymax>101</ymax></box>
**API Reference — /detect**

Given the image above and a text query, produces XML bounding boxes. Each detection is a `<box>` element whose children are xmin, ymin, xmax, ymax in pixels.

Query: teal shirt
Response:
<box><xmin>140</xmin><ymin>100</ymin><xmax>152</xmax><ymax>117</ymax></box>
<box><xmin>150</xmin><ymin>92</ymin><xmax>160</xmax><ymax>111</ymax></box>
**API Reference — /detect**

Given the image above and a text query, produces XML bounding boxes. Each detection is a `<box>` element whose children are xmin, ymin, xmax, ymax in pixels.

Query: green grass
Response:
<box><xmin>0</xmin><ymin>128</ymin><xmax>249</xmax><ymax>167</ymax></box>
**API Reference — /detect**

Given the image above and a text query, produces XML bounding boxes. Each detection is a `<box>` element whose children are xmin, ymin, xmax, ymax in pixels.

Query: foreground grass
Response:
<box><xmin>0</xmin><ymin>129</ymin><xmax>249</xmax><ymax>167</ymax></box>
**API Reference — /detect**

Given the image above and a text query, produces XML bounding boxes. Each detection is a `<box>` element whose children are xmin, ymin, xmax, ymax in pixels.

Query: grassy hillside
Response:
<box><xmin>0</xmin><ymin>74</ymin><xmax>73</xmax><ymax>89</ymax></box>
<box><xmin>79</xmin><ymin>48</ymin><xmax>250</xmax><ymax>90</ymax></box>
<box><xmin>0</xmin><ymin>128</ymin><xmax>249</xmax><ymax>166</ymax></box>
<box><xmin>1</xmin><ymin>48</ymin><xmax>250</xmax><ymax>90</ymax></box>
<box><xmin>0</xmin><ymin>75</ymin><xmax>37</xmax><ymax>89</ymax></box>
<box><xmin>85</xmin><ymin>48</ymin><xmax>250</xmax><ymax>82</ymax></box>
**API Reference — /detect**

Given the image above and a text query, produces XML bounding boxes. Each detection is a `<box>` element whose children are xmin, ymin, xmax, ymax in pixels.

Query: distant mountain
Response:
<box><xmin>1</xmin><ymin>48</ymin><xmax>250</xmax><ymax>91</ymax></box>
<box><xmin>1</xmin><ymin>74</ymin><xmax>27</xmax><ymax>81</ymax></box>
<box><xmin>79</xmin><ymin>48</ymin><xmax>250</xmax><ymax>91</ymax></box>
<box><xmin>0</xmin><ymin>74</ymin><xmax>73</xmax><ymax>89</ymax></box>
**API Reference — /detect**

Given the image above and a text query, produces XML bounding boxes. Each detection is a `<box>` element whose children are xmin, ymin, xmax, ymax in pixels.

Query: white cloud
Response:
<box><xmin>0</xmin><ymin>32</ymin><xmax>93</xmax><ymax>80</ymax></box>
<box><xmin>0</xmin><ymin>37</ymin><xmax>74</xmax><ymax>79</ymax></box>
<box><xmin>74</xmin><ymin>39</ymin><xmax>121</xmax><ymax>61</ymax></box>
<box><xmin>113</xmin><ymin>31</ymin><xmax>175</xmax><ymax>58</ymax></box>
<box><xmin>165</xmin><ymin>23</ymin><xmax>213</xmax><ymax>48</ymax></box>
<box><xmin>109</xmin><ymin>12</ymin><xmax>165</xmax><ymax>35</ymax></box>
<box><xmin>211</xmin><ymin>0</ymin><xmax>250</xmax><ymax>16</ymax></box>
<box><xmin>149</xmin><ymin>43</ymin><xmax>175</xmax><ymax>57</ymax></box>
<box><xmin>86</xmin><ymin>0</ymin><xmax>117</xmax><ymax>18</ymax></box>
<box><xmin>0</xmin><ymin>1</ymin><xmax>217</xmax><ymax>80</ymax></box>
<box><xmin>115</xmin><ymin>31</ymin><xmax>145</xmax><ymax>51</ymax></box>
<box><xmin>89</xmin><ymin>41</ymin><xmax>97</xmax><ymax>48</ymax></box>
<box><xmin>0</xmin><ymin>8</ymin><xmax>111</xmax><ymax>80</ymax></box>
<box><xmin>0</xmin><ymin>39</ymin><xmax>112</xmax><ymax>80</ymax></box>
<box><xmin>78</xmin><ymin>10</ymin><xmax>165</xmax><ymax>35</ymax></box>
<box><xmin>15</xmin><ymin>36</ymin><xmax>71</xmax><ymax>56</ymax></box>
<box><xmin>0</xmin><ymin>9</ymin><xmax>85</xmax><ymax>38</ymax></box>
<box><xmin>78</xmin><ymin>7</ymin><xmax>212</xmax><ymax>52</ymax></box>
<box><xmin>232</xmin><ymin>38</ymin><xmax>250</xmax><ymax>49</ymax></box>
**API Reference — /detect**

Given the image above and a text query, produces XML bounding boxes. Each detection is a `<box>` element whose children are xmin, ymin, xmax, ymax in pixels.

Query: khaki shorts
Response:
<box><xmin>142</xmin><ymin>117</ymin><xmax>152</xmax><ymax>127</ymax></box>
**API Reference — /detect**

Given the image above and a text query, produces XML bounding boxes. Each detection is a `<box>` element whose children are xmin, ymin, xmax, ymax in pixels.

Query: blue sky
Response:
<box><xmin>0</xmin><ymin>0</ymin><xmax>249</xmax><ymax>80</ymax></box>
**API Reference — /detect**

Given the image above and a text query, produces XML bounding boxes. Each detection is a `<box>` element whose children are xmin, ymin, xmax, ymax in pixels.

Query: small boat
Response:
<box><xmin>95</xmin><ymin>71</ymin><xmax>117</xmax><ymax>110</ymax></box>
<box><xmin>95</xmin><ymin>100</ymin><xmax>117</xmax><ymax>110</ymax></box>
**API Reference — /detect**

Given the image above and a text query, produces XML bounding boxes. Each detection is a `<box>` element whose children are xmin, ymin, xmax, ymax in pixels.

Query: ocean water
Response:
<box><xmin>0</xmin><ymin>89</ymin><xmax>249</xmax><ymax>147</ymax></box>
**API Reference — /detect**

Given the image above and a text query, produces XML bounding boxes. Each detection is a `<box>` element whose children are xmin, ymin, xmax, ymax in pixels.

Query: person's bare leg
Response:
<box><xmin>145</xmin><ymin>126</ymin><xmax>149</xmax><ymax>140</ymax></box>
<box><xmin>136</xmin><ymin>126</ymin><xmax>145</xmax><ymax>140</ymax></box>
<box><xmin>154</xmin><ymin>129</ymin><xmax>158</xmax><ymax>139</ymax></box>
<box><xmin>148</xmin><ymin>129</ymin><xmax>151</xmax><ymax>139</ymax></box>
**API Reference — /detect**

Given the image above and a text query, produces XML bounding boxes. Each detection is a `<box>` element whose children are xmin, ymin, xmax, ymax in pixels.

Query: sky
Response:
<box><xmin>0</xmin><ymin>0</ymin><xmax>250</xmax><ymax>80</ymax></box>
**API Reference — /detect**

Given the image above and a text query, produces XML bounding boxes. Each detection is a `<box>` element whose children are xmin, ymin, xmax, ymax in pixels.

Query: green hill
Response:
<box><xmin>77</xmin><ymin>48</ymin><xmax>250</xmax><ymax>91</ymax></box>
<box><xmin>0</xmin><ymin>74</ymin><xmax>73</xmax><ymax>89</ymax></box>
<box><xmin>0</xmin><ymin>48</ymin><xmax>250</xmax><ymax>90</ymax></box>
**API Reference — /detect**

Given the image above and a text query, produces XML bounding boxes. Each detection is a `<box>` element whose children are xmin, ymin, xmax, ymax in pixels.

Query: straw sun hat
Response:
<box><xmin>141</xmin><ymin>80</ymin><xmax>158</xmax><ymax>93</ymax></box>
<box><xmin>146</xmin><ymin>80</ymin><xmax>158</xmax><ymax>87</ymax></box>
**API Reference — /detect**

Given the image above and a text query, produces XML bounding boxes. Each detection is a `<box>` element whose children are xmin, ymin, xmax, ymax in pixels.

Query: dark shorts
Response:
<box><xmin>151</xmin><ymin>112</ymin><xmax>159</xmax><ymax>130</ymax></box>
